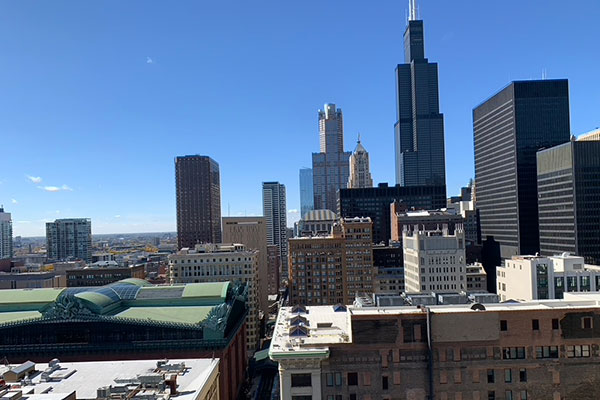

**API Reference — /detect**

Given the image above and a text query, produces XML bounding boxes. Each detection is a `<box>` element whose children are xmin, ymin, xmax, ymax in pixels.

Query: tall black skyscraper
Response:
<box><xmin>394</xmin><ymin>5</ymin><xmax>446</xmax><ymax>188</ymax></box>
<box><xmin>473</xmin><ymin>80</ymin><xmax>570</xmax><ymax>258</ymax></box>
<box><xmin>175</xmin><ymin>155</ymin><xmax>222</xmax><ymax>249</ymax></box>
<box><xmin>537</xmin><ymin>139</ymin><xmax>600</xmax><ymax>264</ymax></box>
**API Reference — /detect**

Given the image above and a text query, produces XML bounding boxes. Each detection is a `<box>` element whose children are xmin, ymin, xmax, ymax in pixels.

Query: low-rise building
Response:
<box><xmin>288</xmin><ymin>217</ymin><xmax>373</xmax><ymax>306</ymax></box>
<box><xmin>0</xmin><ymin>358</ymin><xmax>220</xmax><ymax>400</ymax></box>
<box><xmin>271</xmin><ymin>295</ymin><xmax>600</xmax><ymax>400</ymax></box>
<box><xmin>373</xmin><ymin>244</ymin><xmax>404</xmax><ymax>295</ymax></box>
<box><xmin>66</xmin><ymin>264</ymin><xmax>145</xmax><ymax>287</ymax></box>
<box><xmin>168</xmin><ymin>243</ymin><xmax>259</xmax><ymax>354</ymax></box>
<box><xmin>466</xmin><ymin>262</ymin><xmax>487</xmax><ymax>292</ymax></box>
<box><xmin>496</xmin><ymin>253</ymin><xmax>600</xmax><ymax>302</ymax></box>
<box><xmin>0</xmin><ymin>271</ymin><xmax>64</xmax><ymax>289</ymax></box>
<box><xmin>297</xmin><ymin>209</ymin><xmax>338</xmax><ymax>237</ymax></box>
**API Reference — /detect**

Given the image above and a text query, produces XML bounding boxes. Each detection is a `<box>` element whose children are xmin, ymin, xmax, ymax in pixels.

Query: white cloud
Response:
<box><xmin>26</xmin><ymin>175</ymin><xmax>42</xmax><ymax>184</ymax></box>
<box><xmin>114</xmin><ymin>215</ymin><xmax>121</xmax><ymax>218</ymax></box>
<box><xmin>288</xmin><ymin>209</ymin><xmax>299</xmax><ymax>214</ymax></box>
<box><xmin>11</xmin><ymin>199</ymin><xmax>17</xmax><ymax>204</ymax></box>
<box><xmin>40</xmin><ymin>186</ymin><xmax>61</xmax><ymax>192</ymax></box>
<box><xmin>146</xmin><ymin>56</ymin><xmax>153</xmax><ymax>64</ymax></box>
<box><xmin>61</xmin><ymin>184</ymin><xmax>74</xmax><ymax>191</ymax></box>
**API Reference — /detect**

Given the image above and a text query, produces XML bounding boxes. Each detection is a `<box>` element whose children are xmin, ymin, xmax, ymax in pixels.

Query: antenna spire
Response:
<box><xmin>357</xmin><ymin>132</ymin><xmax>361</xmax><ymax>143</ymax></box>
<box><xmin>409</xmin><ymin>0</ymin><xmax>418</xmax><ymax>21</ymax></box>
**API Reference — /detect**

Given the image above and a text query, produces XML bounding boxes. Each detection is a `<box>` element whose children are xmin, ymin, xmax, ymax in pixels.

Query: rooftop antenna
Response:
<box><xmin>409</xmin><ymin>0</ymin><xmax>418</xmax><ymax>21</ymax></box>
<box><xmin>541</xmin><ymin>68</ymin><xmax>547</xmax><ymax>80</ymax></box>
<box><xmin>357</xmin><ymin>132</ymin><xmax>361</xmax><ymax>143</ymax></box>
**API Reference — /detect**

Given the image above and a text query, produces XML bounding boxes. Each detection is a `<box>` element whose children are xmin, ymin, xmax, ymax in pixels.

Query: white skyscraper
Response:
<box><xmin>348</xmin><ymin>135</ymin><xmax>373</xmax><ymax>189</ymax></box>
<box><xmin>0</xmin><ymin>207</ymin><xmax>13</xmax><ymax>260</ymax></box>
<box><xmin>262</xmin><ymin>182</ymin><xmax>288</xmax><ymax>282</ymax></box>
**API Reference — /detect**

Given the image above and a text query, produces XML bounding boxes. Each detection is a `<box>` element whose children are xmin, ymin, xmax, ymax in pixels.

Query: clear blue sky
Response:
<box><xmin>2</xmin><ymin>0</ymin><xmax>599</xmax><ymax>236</ymax></box>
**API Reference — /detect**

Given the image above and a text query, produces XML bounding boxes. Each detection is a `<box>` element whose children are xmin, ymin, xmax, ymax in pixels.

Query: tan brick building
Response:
<box><xmin>271</xmin><ymin>293</ymin><xmax>600</xmax><ymax>400</ymax></box>
<box><xmin>288</xmin><ymin>217</ymin><xmax>373</xmax><ymax>306</ymax></box>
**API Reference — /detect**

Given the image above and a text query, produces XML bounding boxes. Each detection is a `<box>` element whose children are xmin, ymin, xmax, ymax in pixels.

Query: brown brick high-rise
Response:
<box><xmin>175</xmin><ymin>155</ymin><xmax>222</xmax><ymax>249</ymax></box>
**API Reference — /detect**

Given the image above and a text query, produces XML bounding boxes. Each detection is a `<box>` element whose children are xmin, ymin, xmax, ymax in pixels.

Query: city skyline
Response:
<box><xmin>2</xmin><ymin>1</ymin><xmax>600</xmax><ymax>236</ymax></box>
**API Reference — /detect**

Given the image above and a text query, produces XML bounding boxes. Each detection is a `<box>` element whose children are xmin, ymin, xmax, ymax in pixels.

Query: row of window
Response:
<box><xmin>500</xmin><ymin>318</ymin><xmax>562</xmax><ymax>331</ymax></box>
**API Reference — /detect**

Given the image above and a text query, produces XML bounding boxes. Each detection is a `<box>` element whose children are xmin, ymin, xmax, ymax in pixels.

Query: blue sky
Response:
<box><xmin>1</xmin><ymin>0</ymin><xmax>599</xmax><ymax>236</ymax></box>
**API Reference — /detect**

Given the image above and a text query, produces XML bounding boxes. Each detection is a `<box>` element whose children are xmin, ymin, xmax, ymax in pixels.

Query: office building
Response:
<box><xmin>0</xmin><ymin>279</ymin><xmax>248</xmax><ymax>400</ymax></box>
<box><xmin>466</xmin><ymin>262</ymin><xmax>488</xmax><ymax>292</ymax></box>
<box><xmin>299</xmin><ymin>168</ymin><xmax>314</xmax><ymax>218</ymax></box>
<box><xmin>473</xmin><ymin>79</ymin><xmax>570</xmax><ymax>258</ymax></box>
<box><xmin>338</xmin><ymin>183</ymin><xmax>446</xmax><ymax>245</ymax></box>
<box><xmin>578</xmin><ymin>128</ymin><xmax>600</xmax><ymax>141</ymax></box>
<box><xmin>391</xmin><ymin>205</ymin><xmax>464</xmax><ymax>243</ymax></box>
<box><xmin>312</xmin><ymin>104</ymin><xmax>352</xmax><ymax>212</ymax></box>
<box><xmin>0</xmin><ymin>271</ymin><xmax>64</xmax><ymax>289</ymax></box>
<box><xmin>348</xmin><ymin>136</ymin><xmax>373</xmax><ymax>189</ymax></box>
<box><xmin>168</xmin><ymin>243</ymin><xmax>259</xmax><ymax>354</ymax></box>
<box><xmin>537</xmin><ymin>140</ymin><xmax>600</xmax><ymax>264</ymax></box>
<box><xmin>262</xmin><ymin>182</ymin><xmax>288</xmax><ymax>282</ymax></box>
<box><xmin>496</xmin><ymin>253</ymin><xmax>600</xmax><ymax>302</ymax></box>
<box><xmin>373</xmin><ymin>244</ymin><xmax>405</xmax><ymax>295</ymax></box>
<box><xmin>266</xmin><ymin>244</ymin><xmax>280</xmax><ymax>296</ymax></box>
<box><xmin>66</xmin><ymin>264</ymin><xmax>145</xmax><ymax>287</ymax></box>
<box><xmin>403</xmin><ymin>223</ymin><xmax>467</xmax><ymax>293</ymax></box>
<box><xmin>297</xmin><ymin>209</ymin><xmax>337</xmax><ymax>237</ymax></box>
<box><xmin>46</xmin><ymin>218</ymin><xmax>92</xmax><ymax>263</ymax></box>
<box><xmin>288</xmin><ymin>217</ymin><xmax>373</xmax><ymax>306</ymax></box>
<box><xmin>222</xmin><ymin>216</ymin><xmax>269</xmax><ymax>314</ymax></box>
<box><xmin>0</xmin><ymin>207</ymin><xmax>12</xmax><ymax>260</ymax></box>
<box><xmin>271</xmin><ymin>293</ymin><xmax>600</xmax><ymax>400</ymax></box>
<box><xmin>394</xmin><ymin>6</ymin><xmax>446</xmax><ymax>187</ymax></box>
<box><xmin>175</xmin><ymin>155</ymin><xmax>222</xmax><ymax>249</ymax></box>
<box><xmin>6</xmin><ymin>358</ymin><xmax>220</xmax><ymax>399</ymax></box>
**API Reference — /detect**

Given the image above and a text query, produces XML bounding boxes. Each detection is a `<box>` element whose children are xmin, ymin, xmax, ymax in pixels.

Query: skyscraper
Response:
<box><xmin>312</xmin><ymin>104</ymin><xmax>351</xmax><ymax>212</ymax></box>
<box><xmin>299</xmin><ymin>168</ymin><xmax>314</xmax><ymax>218</ymax></box>
<box><xmin>348</xmin><ymin>135</ymin><xmax>373</xmax><ymax>189</ymax></box>
<box><xmin>175</xmin><ymin>155</ymin><xmax>222</xmax><ymax>249</ymax></box>
<box><xmin>537</xmin><ymin>139</ymin><xmax>600</xmax><ymax>264</ymax></box>
<box><xmin>0</xmin><ymin>207</ymin><xmax>13</xmax><ymax>260</ymax></box>
<box><xmin>262</xmin><ymin>182</ymin><xmax>288</xmax><ymax>281</ymax></box>
<box><xmin>473</xmin><ymin>80</ymin><xmax>570</xmax><ymax>258</ymax></box>
<box><xmin>46</xmin><ymin>218</ymin><xmax>92</xmax><ymax>263</ymax></box>
<box><xmin>394</xmin><ymin>4</ymin><xmax>446</xmax><ymax>187</ymax></box>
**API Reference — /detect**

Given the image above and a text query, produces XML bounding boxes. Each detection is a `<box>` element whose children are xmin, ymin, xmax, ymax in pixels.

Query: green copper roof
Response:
<box><xmin>0</xmin><ymin>311</ymin><xmax>42</xmax><ymax>323</ymax></box>
<box><xmin>112</xmin><ymin>278</ymin><xmax>152</xmax><ymax>287</ymax></box>
<box><xmin>115</xmin><ymin>306</ymin><xmax>214</xmax><ymax>325</ymax></box>
<box><xmin>0</xmin><ymin>288</ymin><xmax>65</xmax><ymax>312</ymax></box>
<box><xmin>182</xmin><ymin>282</ymin><xmax>229</xmax><ymax>299</ymax></box>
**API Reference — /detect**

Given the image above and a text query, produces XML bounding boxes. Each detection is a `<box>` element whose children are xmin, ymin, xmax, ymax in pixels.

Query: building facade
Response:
<box><xmin>46</xmin><ymin>218</ymin><xmax>92</xmax><ymax>263</ymax></box>
<box><xmin>394</xmin><ymin>12</ymin><xmax>446</xmax><ymax>187</ymax></box>
<box><xmin>338</xmin><ymin>183</ymin><xmax>447</xmax><ymax>245</ymax></box>
<box><xmin>391</xmin><ymin>205</ymin><xmax>464</xmax><ymax>243</ymax></box>
<box><xmin>0</xmin><ymin>207</ymin><xmax>12</xmax><ymax>260</ymax></box>
<box><xmin>403</xmin><ymin>224</ymin><xmax>467</xmax><ymax>293</ymax></box>
<box><xmin>578</xmin><ymin>128</ymin><xmax>600</xmax><ymax>141</ymax></box>
<box><xmin>496</xmin><ymin>253</ymin><xmax>600</xmax><ymax>302</ymax></box>
<box><xmin>175</xmin><ymin>155</ymin><xmax>222</xmax><ymax>249</ymax></box>
<box><xmin>222</xmin><ymin>216</ymin><xmax>269</xmax><ymax>315</ymax></box>
<box><xmin>288</xmin><ymin>217</ymin><xmax>373</xmax><ymax>306</ymax></box>
<box><xmin>266</xmin><ymin>244</ymin><xmax>281</xmax><ymax>296</ymax></box>
<box><xmin>348</xmin><ymin>137</ymin><xmax>373</xmax><ymax>189</ymax></box>
<box><xmin>263</xmin><ymin>182</ymin><xmax>288</xmax><ymax>282</ymax></box>
<box><xmin>297</xmin><ymin>209</ymin><xmax>337</xmax><ymax>237</ymax></box>
<box><xmin>473</xmin><ymin>80</ymin><xmax>571</xmax><ymax>259</ymax></box>
<box><xmin>537</xmin><ymin>140</ymin><xmax>600</xmax><ymax>264</ymax></box>
<box><xmin>373</xmin><ymin>244</ymin><xmax>405</xmax><ymax>295</ymax></box>
<box><xmin>168</xmin><ymin>243</ymin><xmax>259</xmax><ymax>353</ymax></box>
<box><xmin>312</xmin><ymin>104</ymin><xmax>351</xmax><ymax>212</ymax></box>
<box><xmin>66</xmin><ymin>264</ymin><xmax>145</xmax><ymax>287</ymax></box>
<box><xmin>299</xmin><ymin>168</ymin><xmax>315</xmax><ymax>219</ymax></box>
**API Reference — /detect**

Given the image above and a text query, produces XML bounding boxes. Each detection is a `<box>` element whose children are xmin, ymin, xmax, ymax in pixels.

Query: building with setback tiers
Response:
<box><xmin>394</xmin><ymin>5</ymin><xmax>446</xmax><ymax>187</ymax></box>
<box><xmin>473</xmin><ymin>80</ymin><xmax>570</xmax><ymax>259</ymax></box>
<box><xmin>312</xmin><ymin>104</ymin><xmax>352</xmax><ymax>212</ymax></box>
<box><xmin>175</xmin><ymin>155</ymin><xmax>222</xmax><ymax>249</ymax></box>
<box><xmin>348</xmin><ymin>136</ymin><xmax>373</xmax><ymax>189</ymax></box>
<box><xmin>271</xmin><ymin>293</ymin><xmax>600</xmax><ymax>400</ymax></box>
<box><xmin>46</xmin><ymin>218</ymin><xmax>92</xmax><ymax>263</ymax></box>
<box><xmin>288</xmin><ymin>217</ymin><xmax>373</xmax><ymax>306</ymax></box>
<box><xmin>338</xmin><ymin>183</ymin><xmax>446</xmax><ymax>245</ymax></box>
<box><xmin>537</xmin><ymin>139</ymin><xmax>600</xmax><ymax>265</ymax></box>
<box><xmin>168</xmin><ymin>243</ymin><xmax>259</xmax><ymax>354</ymax></box>
<box><xmin>0</xmin><ymin>278</ymin><xmax>248</xmax><ymax>400</ymax></box>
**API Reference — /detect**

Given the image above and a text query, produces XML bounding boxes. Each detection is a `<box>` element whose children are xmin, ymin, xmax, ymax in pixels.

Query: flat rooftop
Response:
<box><xmin>14</xmin><ymin>358</ymin><xmax>219</xmax><ymax>399</ymax></box>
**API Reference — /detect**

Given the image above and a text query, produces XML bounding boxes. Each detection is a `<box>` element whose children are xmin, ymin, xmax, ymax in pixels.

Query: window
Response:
<box><xmin>519</xmin><ymin>369</ymin><xmax>527</xmax><ymax>383</ymax></box>
<box><xmin>502</xmin><ymin>347</ymin><xmax>525</xmax><ymax>359</ymax></box>
<box><xmin>382</xmin><ymin>375</ymin><xmax>389</xmax><ymax>390</ymax></box>
<box><xmin>552</xmin><ymin>318</ymin><xmax>559</xmax><ymax>330</ymax></box>
<box><xmin>520</xmin><ymin>391</ymin><xmax>528</xmax><ymax>400</ymax></box>
<box><xmin>535</xmin><ymin>346</ymin><xmax>559</xmax><ymax>359</ymax></box>
<box><xmin>326</xmin><ymin>373</ymin><xmax>334</xmax><ymax>386</ymax></box>
<box><xmin>505</xmin><ymin>390</ymin><xmax>513</xmax><ymax>400</ymax></box>
<box><xmin>582</xmin><ymin>316</ymin><xmax>593</xmax><ymax>329</ymax></box>
<box><xmin>487</xmin><ymin>369</ymin><xmax>495</xmax><ymax>383</ymax></box>
<box><xmin>348</xmin><ymin>372</ymin><xmax>358</xmax><ymax>386</ymax></box>
<box><xmin>292</xmin><ymin>397</ymin><xmax>312</xmax><ymax>400</ymax></box>
<box><xmin>291</xmin><ymin>373</ymin><xmax>312</xmax><ymax>387</ymax></box>
<box><xmin>504</xmin><ymin>369</ymin><xmax>512</xmax><ymax>383</ymax></box>
<box><xmin>349</xmin><ymin>395</ymin><xmax>357</xmax><ymax>400</ymax></box>
<box><xmin>566</xmin><ymin>345</ymin><xmax>590</xmax><ymax>358</ymax></box>
<box><xmin>335</xmin><ymin>372</ymin><xmax>342</xmax><ymax>386</ymax></box>
<box><xmin>532</xmin><ymin>319</ymin><xmax>539</xmax><ymax>330</ymax></box>
<box><xmin>500</xmin><ymin>320</ymin><xmax>508</xmax><ymax>331</ymax></box>
<box><xmin>488</xmin><ymin>391</ymin><xmax>495</xmax><ymax>400</ymax></box>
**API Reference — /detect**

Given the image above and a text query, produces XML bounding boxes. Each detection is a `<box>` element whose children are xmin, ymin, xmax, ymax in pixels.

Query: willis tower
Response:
<box><xmin>394</xmin><ymin>0</ymin><xmax>446</xmax><ymax>189</ymax></box>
